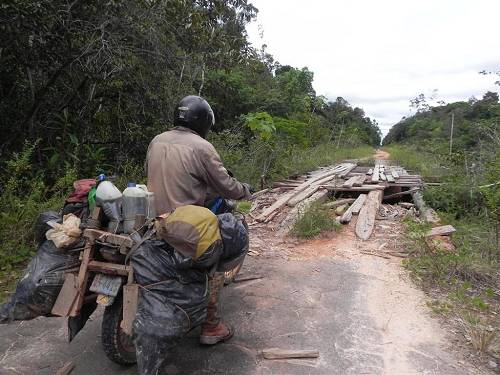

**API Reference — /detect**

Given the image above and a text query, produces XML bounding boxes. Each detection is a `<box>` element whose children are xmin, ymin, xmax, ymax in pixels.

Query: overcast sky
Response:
<box><xmin>246</xmin><ymin>0</ymin><xmax>500</xmax><ymax>137</ymax></box>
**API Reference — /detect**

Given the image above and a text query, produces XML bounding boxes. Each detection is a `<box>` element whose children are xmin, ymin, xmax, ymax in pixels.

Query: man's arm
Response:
<box><xmin>200</xmin><ymin>145</ymin><xmax>251</xmax><ymax>200</ymax></box>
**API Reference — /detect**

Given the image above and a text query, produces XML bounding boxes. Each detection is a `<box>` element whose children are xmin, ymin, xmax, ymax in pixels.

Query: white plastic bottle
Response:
<box><xmin>96</xmin><ymin>181</ymin><xmax>123</xmax><ymax>233</ymax></box>
<box><xmin>122</xmin><ymin>183</ymin><xmax>147</xmax><ymax>234</ymax></box>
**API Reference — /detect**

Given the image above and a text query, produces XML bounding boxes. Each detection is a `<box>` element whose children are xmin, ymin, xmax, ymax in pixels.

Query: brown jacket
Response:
<box><xmin>146</xmin><ymin>127</ymin><xmax>251</xmax><ymax>215</ymax></box>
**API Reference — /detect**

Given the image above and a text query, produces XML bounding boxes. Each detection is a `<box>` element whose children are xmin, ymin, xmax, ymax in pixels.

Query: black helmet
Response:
<box><xmin>174</xmin><ymin>95</ymin><xmax>215</xmax><ymax>138</ymax></box>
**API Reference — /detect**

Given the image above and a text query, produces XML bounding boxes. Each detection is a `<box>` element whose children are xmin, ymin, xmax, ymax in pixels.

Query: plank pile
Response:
<box><xmin>254</xmin><ymin>163</ymin><xmax>357</xmax><ymax>222</ymax></box>
<box><xmin>250</xmin><ymin>160</ymin><xmax>427</xmax><ymax>241</ymax></box>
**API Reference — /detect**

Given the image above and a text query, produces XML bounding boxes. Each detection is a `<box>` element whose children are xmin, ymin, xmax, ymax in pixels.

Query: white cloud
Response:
<box><xmin>246</xmin><ymin>0</ymin><xmax>500</xmax><ymax>137</ymax></box>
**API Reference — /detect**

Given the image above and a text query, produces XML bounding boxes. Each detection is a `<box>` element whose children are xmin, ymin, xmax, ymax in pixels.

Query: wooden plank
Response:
<box><xmin>84</xmin><ymin>229</ymin><xmax>134</xmax><ymax>249</ymax></box>
<box><xmin>262</xmin><ymin>348</ymin><xmax>319</xmax><ymax>360</ymax></box>
<box><xmin>256</xmin><ymin>191</ymin><xmax>296</xmax><ymax>222</ymax></box>
<box><xmin>69</xmin><ymin>242</ymin><xmax>93</xmax><ymax>317</ymax></box>
<box><xmin>339</xmin><ymin>194</ymin><xmax>367</xmax><ymax>224</ymax></box>
<box><xmin>257</xmin><ymin>163</ymin><xmax>356</xmax><ymax>221</ymax></box>
<box><xmin>379</xmin><ymin>172</ymin><xmax>387</xmax><ymax>181</ymax></box>
<box><xmin>355</xmin><ymin>190</ymin><xmax>383</xmax><ymax>240</ymax></box>
<box><xmin>55</xmin><ymin>361</ymin><xmax>75</xmax><ymax>375</ymax></box>
<box><xmin>390</xmin><ymin>168</ymin><xmax>399</xmax><ymax>179</ymax></box>
<box><xmin>337</xmin><ymin>163</ymin><xmax>357</xmax><ymax>178</ymax></box>
<box><xmin>371</xmin><ymin>165</ymin><xmax>380</xmax><ymax>183</ymax></box>
<box><xmin>342</xmin><ymin>176</ymin><xmax>359</xmax><ymax>188</ymax></box>
<box><xmin>324</xmin><ymin>198</ymin><xmax>355</xmax><ymax>208</ymax></box>
<box><xmin>386</xmin><ymin>173</ymin><xmax>395</xmax><ymax>183</ymax></box>
<box><xmin>322</xmin><ymin>185</ymin><xmax>385</xmax><ymax>192</ymax></box>
<box><xmin>51</xmin><ymin>273</ymin><xmax>79</xmax><ymax>317</ymax></box>
<box><xmin>252</xmin><ymin>188</ymin><xmax>269</xmax><ymax>199</ymax></box>
<box><xmin>121</xmin><ymin>284</ymin><xmax>139</xmax><ymax>335</ymax></box>
<box><xmin>425</xmin><ymin>225</ymin><xmax>456</xmax><ymax>237</ymax></box>
<box><xmin>88</xmin><ymin>261</ymin><xmax>131</xmax><ymax>276</ymax></box>
<box><xmin>257</xmin><ymin>165</ymin><xmax>346</xmax><ymax>220</ymax></box>
<box><xmin>353</xmin><ymin>175</ymin><xmax>366</xmax><ymax>187</ymax></box>
<box><xmin>287</xmin><ymin>186</ymin><xmax>319</xmax><ymax>207</ymax></box>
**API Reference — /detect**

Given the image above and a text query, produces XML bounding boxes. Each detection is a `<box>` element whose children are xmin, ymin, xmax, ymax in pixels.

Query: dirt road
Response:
<box><xmin>0</xmin><ymin>151</ymin><xmax>491</xmax><ymax>374</ymax></box>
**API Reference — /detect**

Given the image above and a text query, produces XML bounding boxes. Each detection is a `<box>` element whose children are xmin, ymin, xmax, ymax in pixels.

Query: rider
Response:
<box><xmin>146</xmin><ymin>95</ymin><xmax>252</xmax><ymax>345</ymax></box>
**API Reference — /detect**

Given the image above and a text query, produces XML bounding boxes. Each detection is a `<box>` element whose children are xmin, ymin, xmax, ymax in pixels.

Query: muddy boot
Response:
<box><xmin>199</xmin><ymin>272</ymin><xmax>234</xmax><ymax>345</ymax></box>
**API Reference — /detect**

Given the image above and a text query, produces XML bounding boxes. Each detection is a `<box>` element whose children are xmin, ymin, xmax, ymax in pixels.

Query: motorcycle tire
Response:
<box><xmin>102</xmin><ymin>295</ymin><xmax>137</xmax><ymax>365</ymax></box>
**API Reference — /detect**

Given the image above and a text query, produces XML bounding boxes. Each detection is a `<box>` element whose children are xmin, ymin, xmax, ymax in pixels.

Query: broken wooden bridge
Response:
<box><xmin>249</xmin><ymin>160</ymin><xmax>432</xmax><ymax>241</ymax></box>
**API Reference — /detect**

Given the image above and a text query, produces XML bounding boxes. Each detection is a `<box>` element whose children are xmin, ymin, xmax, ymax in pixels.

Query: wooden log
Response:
<box><xmin>323</xmin><ymin>198</ymin><xmax>355</xmax><ymax>208</ymax></box>
<box><xmin>355</xmin><ymin>191</ymin><xmax>383</xmax><ymax>240</ymax></box>
<box><xmin>262</xmin><ymin>348</ymin><xmax>319</xmax><ymax>360</ymax></box>
<box><xmin>411</xmin><ymin>191</ymin><xmax>440</xmax><ymax>223</ymax></box>
<box><xmin>340</xmin><ymin>194</ymin><xmax>367</xmax><ymax>224</ymax></box>
<box><xmin>390</xmin><ymin>168</ymin><xmax>399</xmax><ymax>179</ymax></box>
<box><xmin>425</xmin><ymin>225</ymin><xmax>456</xmax><ymax>237</ymax></box>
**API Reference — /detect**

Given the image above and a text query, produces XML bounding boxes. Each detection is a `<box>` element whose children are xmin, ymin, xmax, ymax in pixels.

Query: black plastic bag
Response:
<box><xmin>0</xmin><ymin>240</ymin><xmax>81</xmax><ymax>323</ymax></box>
<box><xmin>217</xmin><ymin>213</ymin><xmax>249</xmax><ymax>271</ymax></box>
<box><xmin>34</xmin><ymin>211</ymin><xmax>60</xmax><ymax>245</ymax></box>
<box><xmin>131</xmin><ymin>240</ymin><xmax>209</xmax><ymax>375</ymax></box>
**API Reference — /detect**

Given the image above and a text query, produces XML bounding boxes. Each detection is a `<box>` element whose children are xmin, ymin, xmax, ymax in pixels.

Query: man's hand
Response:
<box><xmin>242</xmin><ymin>182</ymin><xmax>255</xmax><ymax>197</ymax></box>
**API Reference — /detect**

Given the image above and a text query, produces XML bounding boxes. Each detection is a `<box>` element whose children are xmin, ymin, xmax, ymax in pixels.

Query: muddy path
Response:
<box><xmin>0</xmin><ymin>150</ymin><xmax>492</xmax><ymax>374</ymax></box>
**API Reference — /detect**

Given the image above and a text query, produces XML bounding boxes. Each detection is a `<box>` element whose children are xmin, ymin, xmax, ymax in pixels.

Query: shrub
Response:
<box><xmin>292</xmin><ymin>203</ymin><xmax>339</xmax><ymax>238</ymax></box>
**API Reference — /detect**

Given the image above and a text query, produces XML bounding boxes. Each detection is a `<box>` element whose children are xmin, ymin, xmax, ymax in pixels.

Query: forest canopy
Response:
<box><xmin>0</xmin><ymin>0</ymin><xmax>380</xmax><ymax>184</ymax></box>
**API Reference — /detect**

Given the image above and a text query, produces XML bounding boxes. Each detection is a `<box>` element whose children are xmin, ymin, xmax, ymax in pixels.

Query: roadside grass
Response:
<box><xmin>390</xmin><ymin>142</ymin><xmax>499</xmax><ymax>359</ymax></box>
<box><xmin>292</xmin><ymin>202</ymin><xmax>340</xmax><ymax>239</ymax></box>
<box><xmin>0</xmin><ymin>145</ymin><xmax>74</xmax><ymax>302</ymax></box>
<box><xmin>384</xmin><ymin>145</ymin><xmax>448</xmax><ymax>179</ymax></box>
<box><xmin>403</xmin><ymin>217</ymin><xmax>499</xmax><ymax>357</ymax></box>
<box><xmin>236</xmin><ymin>200</ymin><xmax>252</xmax><ymax>213</ymax></box>
<box><xmin>211</xmin><ymin>131</ymin><xmax>374</xmax><ymax>188</ymax></box>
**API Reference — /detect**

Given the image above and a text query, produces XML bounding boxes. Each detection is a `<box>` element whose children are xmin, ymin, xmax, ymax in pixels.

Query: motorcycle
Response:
<box><xmin>50</xmin><ymin>198</ymin><xmax>246</xmax><ymax>366</ymax></box>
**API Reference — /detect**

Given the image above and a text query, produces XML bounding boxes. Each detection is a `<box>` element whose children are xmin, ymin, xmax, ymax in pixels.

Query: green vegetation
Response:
<box><xmin>292</xmin><ymin>203</ymin><xmax>339</xmax><ymax>239</ymax></box>
<box><xmin>384</xmin><ymin>91</ymin><xmax>499</xmax><ymax>356</ymax></box>
<box><xmin>0</xmin><ymin>1</ymin><xmax>380</xmax><ymax>299</ymax></box>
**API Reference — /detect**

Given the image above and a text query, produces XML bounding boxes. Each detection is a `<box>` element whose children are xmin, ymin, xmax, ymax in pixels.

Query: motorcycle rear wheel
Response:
<box><xmin>102</xmin><ymin>295</ymin><xmax>137</xmax><ymax>365</ymax></box>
